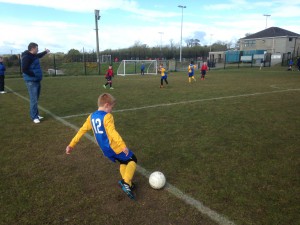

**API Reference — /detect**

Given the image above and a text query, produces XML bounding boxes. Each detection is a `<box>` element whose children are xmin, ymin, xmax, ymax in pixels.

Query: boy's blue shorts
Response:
<box><xmin>188</xmin><ymin>73</ymin><xmax>194</xmax><ymax>77</ymax></box>
<box><xmin>161</xmin><ymin>75</ymin><xmax>167</xmax><ymax>79</ymax></box>
<box><xmin>107</xmin><ymin>149</ymin><xmax>134</xmax><ymax>163</ymax></box>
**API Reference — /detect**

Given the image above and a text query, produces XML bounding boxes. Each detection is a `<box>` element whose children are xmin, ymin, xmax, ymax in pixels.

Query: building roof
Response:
<box><xmin>240</xmin><ymin>27</ymin><xmax>300</xmax><ymax>40</ymax></box>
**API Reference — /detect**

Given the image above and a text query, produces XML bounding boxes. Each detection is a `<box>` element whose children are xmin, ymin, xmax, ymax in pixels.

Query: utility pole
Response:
<box><xmin>95</xmin><ymin>10</ymin><xmax>101</xmax><ymax>74</ymax></box>
<box><xmin>263</xmin><ymin>14</ymin><xmax>271</xmax><ymax>29</ymax></box>
<box><xmin>178</xmin><ymin>5</ymin><xmax>186</xmax><ymax>62</ymax></box>
<box><xmin>158</xmin><ymin>32</ymin><xmax>164</xmax><ymax>51</ymax></box>
<box><xmin>158</xmin><ymin>32</ymin><xmax>164</xmax><ymax>58</ymax></box>
<box><xmin>209</xmin><ymin>34</ymin><xmax>213</xmax><ymax>52</ymax></box>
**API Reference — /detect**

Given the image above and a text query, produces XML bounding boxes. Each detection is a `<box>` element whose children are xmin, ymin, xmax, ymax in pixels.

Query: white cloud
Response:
<box><xmin>0</xmin><ymin>0</ymin><xmax>138</xmax><ymax>12</ymax></box>
<box><xmin>0</xmin><ymin>0</ymin><xmax>178</xmax><ymax>19</ymax></box>
<box><xmin>0</xmin><ymin>19</ymin><xmax>94</xmax><ymax>53</ymax></box>
<box><xmin>0</xmin><ymin>0</ymin><xmax>299</xmax><ymax>54</ymax></box>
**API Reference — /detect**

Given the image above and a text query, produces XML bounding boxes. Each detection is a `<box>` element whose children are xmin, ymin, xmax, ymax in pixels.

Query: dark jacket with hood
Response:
<box><xmin>21</xmin><ymin>50</ymin><xmax>48</xmax><ymax>82</ymax></box>
<box><xmin>0</xmin><ymin>62</ymin><xmax>5</xmax><ymax>76</ymax></box>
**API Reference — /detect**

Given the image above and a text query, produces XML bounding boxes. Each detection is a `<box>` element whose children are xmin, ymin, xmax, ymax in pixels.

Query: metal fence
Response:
<box><xmin>2</xmin><ymin>52</ymin><xmax>297</xmax><ymax>78</ymax></box>
<box><xmin>3</xmin><ymin>54</ymin><xmax>116</xmax><ymax>78</ymax></box>
<box><xmin>207</xmin><ymin>52</ymin><xmax>300</xmax><ymax>70</ymax></box>
<box><xmin>3</xmin><ymin>55</ymin><xmax>208</xmax><ymax>77</ymax></box>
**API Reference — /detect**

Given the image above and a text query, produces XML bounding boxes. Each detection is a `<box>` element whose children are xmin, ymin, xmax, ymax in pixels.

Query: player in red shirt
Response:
<box><xmin>103</xmin><ymin>65</ymin><xmax>114</xmax><ymax>89</ymax></box>
<box><xmin>200</xmin><ymin>62</ymin><xmax>208</xmax><ymax>80</ymax></box>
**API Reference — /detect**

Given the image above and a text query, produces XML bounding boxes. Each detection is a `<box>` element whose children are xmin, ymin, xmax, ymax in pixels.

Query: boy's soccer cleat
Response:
<box><xmin>110</xmin><ymin>87</ymin><xmax>114</xmax><ymax>89</ymax></box>
<box><xmin>130</xmin><ymin>182</ymin><xmax>136</xmax><ymax>191</ymax></box>
<box><xmin>118</xmin><ymin>180</ymin><xmax>135</xmax><ymax>200</ymax></box>
<box><xmin>103</xmin><ymin>85</ymin><xmax>106</xmax><ymax>89</ymax></box>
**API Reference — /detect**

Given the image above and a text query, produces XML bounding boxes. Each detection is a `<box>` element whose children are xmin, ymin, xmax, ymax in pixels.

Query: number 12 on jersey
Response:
<box><xmin>92</xmin><ymin>118</ymin><xmax>104</xmax><ymax>134</ymax></box>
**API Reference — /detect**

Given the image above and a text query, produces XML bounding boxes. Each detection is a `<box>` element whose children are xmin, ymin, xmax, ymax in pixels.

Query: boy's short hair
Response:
<box><xmin>28</xmin><ymin>42</ymin><xmax>38</xmax><ymax>51</ymax></box>
<box><xmin>98</xmin><ymin>93</ymin><xmax>116</xmax><ymax>107</ymax></box>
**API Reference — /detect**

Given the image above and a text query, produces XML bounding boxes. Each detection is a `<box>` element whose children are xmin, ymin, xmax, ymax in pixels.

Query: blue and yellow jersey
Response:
<box><xmin>69</xmin><ymin>110</ymin><xmax>126</xmax><ymax>159</ymax></box>
<box><xmin>188</xmin><ymin>64</ymin><xmax>196</xmax><ymax>76</ymax></box>
<box><xmin>160</xmin><ymin>67</ymin><xmax>166</xmax><ymax>77</ymax></box>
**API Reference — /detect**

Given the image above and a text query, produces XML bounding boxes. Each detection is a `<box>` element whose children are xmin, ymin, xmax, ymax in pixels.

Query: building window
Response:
<box><xmin>289</xmin><ymin>38</ymin><xmax>293</xmax><ymax>42</ymax></box>
<box><xmin>243</xmin><ymin>40</ymin><xmax>256</xmax><ymax>47</ymax></box>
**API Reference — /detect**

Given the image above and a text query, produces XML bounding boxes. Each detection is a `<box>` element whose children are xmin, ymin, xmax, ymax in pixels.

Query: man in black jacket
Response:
<box><xmin>22</xmin><ymin>42</ymin><xmax>50</xmax><ymax>124</ymax></box>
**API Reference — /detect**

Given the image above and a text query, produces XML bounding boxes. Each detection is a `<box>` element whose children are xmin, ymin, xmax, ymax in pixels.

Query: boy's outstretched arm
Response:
<box><xmin>65</xmin><ymin>115</ymin><xmax>92</xmax><ymax>155</ymax></box>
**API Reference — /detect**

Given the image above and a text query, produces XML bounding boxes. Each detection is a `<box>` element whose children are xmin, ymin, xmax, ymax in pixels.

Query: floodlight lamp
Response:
<box><xmin>95</xmin><ymin>9</ymin><xmax>100</xmax><ymax>20</ymax></box>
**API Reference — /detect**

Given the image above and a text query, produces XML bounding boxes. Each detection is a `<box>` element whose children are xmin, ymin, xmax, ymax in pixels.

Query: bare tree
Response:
<box><xmin>185</xmin><ymin>38</ymin><xmax>200</xmax><ymax>47</ymax></box>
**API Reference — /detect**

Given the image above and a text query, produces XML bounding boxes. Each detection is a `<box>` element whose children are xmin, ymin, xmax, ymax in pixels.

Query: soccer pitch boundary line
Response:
<box><xmin>61</xmin><ymin>88</ymin><xmax>300</xmax><ymax>119</ymax></box>
<box><xmin>6</xmin><ymin>85</ymin><xmax>235</xmax><ymax>225</ymax></box>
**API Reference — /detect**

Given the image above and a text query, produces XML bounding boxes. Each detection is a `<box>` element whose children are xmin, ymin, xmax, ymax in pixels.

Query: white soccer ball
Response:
<box><xmin>149</xmin><ymin>171</ymin><xmax>166</xmax><ymax>189</ymax></box>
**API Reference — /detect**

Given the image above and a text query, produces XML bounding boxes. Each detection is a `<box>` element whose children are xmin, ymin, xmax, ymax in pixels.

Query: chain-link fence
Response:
<box><xmin>2</xmin><ymin>54</ymin><xmax>120</xmax><ymax>78</ymax></box>
<box><xmin>2</xmin><ymin>51</ymin><xmax>297</xmax><ymax>78</ymax></box>
<box><xmin>206</xmin><ymin>52</ymin><xmax>296</xmax><ymax>70</ymax></box>
<box><xmin>3</xmin><ymin>55</ymin><xmax>208</xmax><ymax>77</ymax></box>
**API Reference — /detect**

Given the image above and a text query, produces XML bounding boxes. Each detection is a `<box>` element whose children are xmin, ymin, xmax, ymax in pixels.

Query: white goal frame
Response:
<box><xmin>117</xmin><ymin>60</ymin><xmax>158</xmax><ymax>76</ymax></box>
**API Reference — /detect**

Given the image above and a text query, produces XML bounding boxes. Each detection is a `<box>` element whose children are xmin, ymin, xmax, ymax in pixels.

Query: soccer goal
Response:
<box><xmin>117</xmin><ymin>60</ymin><xmax>158</xmax><ymax>76</ymax></box>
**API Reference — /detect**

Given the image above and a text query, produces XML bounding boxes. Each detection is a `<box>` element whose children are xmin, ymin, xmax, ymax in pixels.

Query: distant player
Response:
<box><xmin>103</xmin><ymin>65</ymin><xmax>114</xmax><ymax>89</ymax></box>
<box><xmin>260</xmin><ymin>58</ymin><xmax>264</xmax><ymax>70</ymax></box>
<box><xmin>200</xmin><ymin>62</ymin><xmax>208</xmax><ymax>80</ymax></box>
<box><xmin>188</xmin><ymin>61</ymin><xmax>197</xmax><ymax>83</ymax></box>
<box><xmin>141</xmin><ymin>63</ymin><xmax>145</xmax><ymax>75</ymax></box>
<box><xmin>287</xmin><ymin>59</ymin><xmax>293</xmax><ymax>71</ymax></box>
<box><xmin>297</xmin><ymin>57</ymin><xmax>300</xmax><ymax>71</ymax></box>
<box><xmin>66</xmin><ymin>93</ymin><xmax>137</xmax><ymax>200</ymax></box>
<box><xmin>158</xmin><ymin>63</ymin><xmax>168</xmax><ymax>88</ymax></box>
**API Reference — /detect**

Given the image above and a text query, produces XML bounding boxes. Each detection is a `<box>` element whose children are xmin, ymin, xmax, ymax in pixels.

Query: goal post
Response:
<box><xmin>117</xmin><ymin>60</ymin><xmax>158</xmax><ymax>76</ymax></box>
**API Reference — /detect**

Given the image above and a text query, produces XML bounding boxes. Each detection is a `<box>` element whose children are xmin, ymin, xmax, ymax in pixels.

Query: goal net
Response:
<box><xmin>101</xmin><ymin>55</ymin><xmax>111</xmax><ymax>63</ymax></box>
<box><xmin>117</xmin><ymin>60</ymin><xmax>158</xmax><ymax>76</ymax></box>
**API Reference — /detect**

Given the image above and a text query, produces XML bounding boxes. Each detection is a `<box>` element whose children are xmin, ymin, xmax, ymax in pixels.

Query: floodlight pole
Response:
<box><xmin>178</xmin><ymin>5</ymin><xmax>186</xmax><ymax>62</ymax></box>
<box><xmin>95</xmin><ymin>9</ymin><xmax>101</xmax><ymax>74</ymax></box>
<box><xmin>209</xmin><ymin>34</ymin><xmax>213</xmax><ymax>52</ymax></box>
<box><xmin>158</xmin><ymin>32</ymin><xmax>164</xmax><ymax>51</ymax></box>
<box><xmin>263</xmin><ymin>14</ymin><xmax>271</xmax><ymax>29</ymax></box>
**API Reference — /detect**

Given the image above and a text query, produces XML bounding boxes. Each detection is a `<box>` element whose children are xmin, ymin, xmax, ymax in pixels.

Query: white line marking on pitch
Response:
<box><xmin>61</xmin><ymin>88</ymin><xmax>300</xmax><ymax>119</ymax></box>
<box><xmin>270</xmin><ymin>85</ymin><xmax>281</xmax><ymax>89</ymax></box>
<box><xmin>6</xmin><ymin>85</ymin><xmax>236</xmax><ymax>225</ymax></box>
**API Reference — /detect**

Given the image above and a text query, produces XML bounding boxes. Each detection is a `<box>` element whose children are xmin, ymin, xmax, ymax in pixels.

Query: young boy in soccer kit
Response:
<box><xmin>66</xmin><ymin>93</ymin><xmax>137</xmax><ymax>200</ymax></box>
<box><xmin>188</xmin><ymin>61</ymin><xmax>197</xmax><ymax>83</ymax></box>
<box><xmin>141</xmin><ymin>63</ymin><xmax>145</xmax><ymax>75</ymax></box>
<box><xmin>103</xmin><ymin>65</ymin><xmax>114</xmax><ymax>89</ymax></box>
<box><xmin>200</xmin><ymin>62</ymin><xmax>208</xmax><ymax>80</ymax></box>
<box><xmin>159</xmin><ymin>63</ymin><xmax>168</xmax><ymax>88</ymax></box>
<box><xmin>288</xmin><ymin>59</ymin><xmax>293</xmax><ymax>71</ymax></box>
